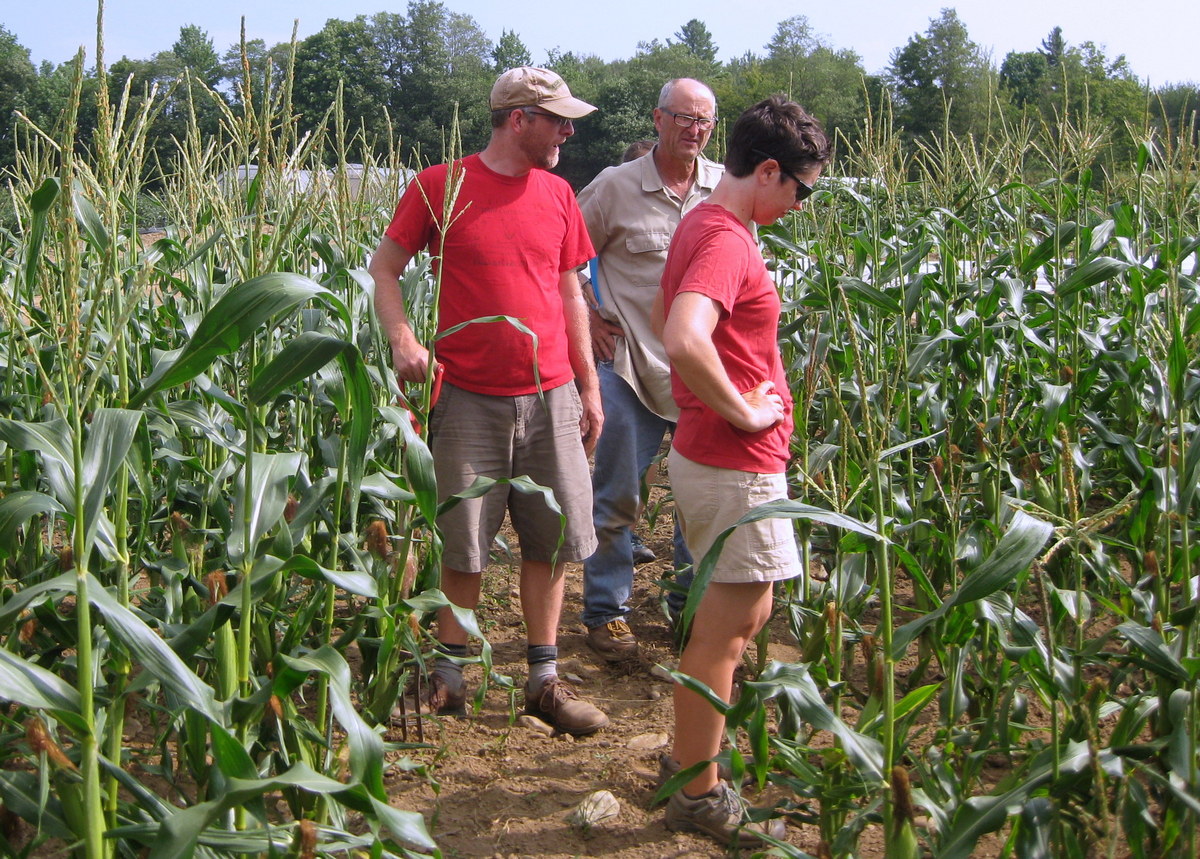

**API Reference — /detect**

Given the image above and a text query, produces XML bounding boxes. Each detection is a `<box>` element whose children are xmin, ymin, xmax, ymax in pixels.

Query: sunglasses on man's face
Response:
<box><xmin>523</xmin><ymin>108</ymin><xmax>573</xmax><ymax>128</ymax></box>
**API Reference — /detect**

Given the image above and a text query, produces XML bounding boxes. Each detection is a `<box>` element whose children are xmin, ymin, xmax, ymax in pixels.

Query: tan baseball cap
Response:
<box><xmin>490</xmin><ymin>66</ymin><xmax>597</xmax><ymax>119</ymax></box>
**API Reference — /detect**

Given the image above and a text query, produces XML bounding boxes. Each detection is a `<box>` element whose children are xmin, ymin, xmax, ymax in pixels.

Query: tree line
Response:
<box><xmin>1</xmin><ymin>3</ymin><xmax>1196</xmax><ymax>190</ymax></box>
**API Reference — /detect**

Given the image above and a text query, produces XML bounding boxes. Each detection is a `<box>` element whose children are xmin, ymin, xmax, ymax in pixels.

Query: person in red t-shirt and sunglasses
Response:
<box><xmin>654</xmin><ymin>95</ymin><xmax>830</xmax><ymax>846</ymax></box>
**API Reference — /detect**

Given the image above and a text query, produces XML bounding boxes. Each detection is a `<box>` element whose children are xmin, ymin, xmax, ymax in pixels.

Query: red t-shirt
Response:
<box><xmin>661</xmin><ymin>202</ymin><xmax>793</xmax><ymax>473</ymax></box>
<box><xmin>385</xmin><ymin>153</ymin><xmax>595</xmax><ymax>396</ymax></box>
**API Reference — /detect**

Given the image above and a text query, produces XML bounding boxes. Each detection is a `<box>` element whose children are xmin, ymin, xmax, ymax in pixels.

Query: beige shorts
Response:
<box><xmin>667</xmin><ymin>448</ymin><xmax>800</xmax><ymax>584</ymax></box>
<box><xmin>429</xmin><ymin>382</ymin><xmax>597</xmax><ymax>573</ymax></box>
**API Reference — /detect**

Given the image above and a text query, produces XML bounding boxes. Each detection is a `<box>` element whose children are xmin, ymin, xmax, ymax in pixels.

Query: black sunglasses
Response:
<box><xmin>751</xmin><ymin>149</ymin><xmax>815</xmax><ymax>203</ymax></box>
<box><xmin>522</xmin><ymin>108</ymin><xmax>573</xmax><ymax>128</ymax></box>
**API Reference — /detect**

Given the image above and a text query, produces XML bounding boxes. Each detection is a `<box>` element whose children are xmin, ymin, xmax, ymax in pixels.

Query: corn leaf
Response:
<box><xmin>131</xmin><ymin>272</ymin><xmax>340</xmax><ymax>406</ymax></box>
<box><xmin>71</xmin><ymin>182</ymin><xmax>109</xmax><ymax>252</ymax></box>
<box><xmin>80</xmin><ymin>408</ymin><xmax>142</xmax><ymax>557</ymax></box>
<box><xmin>1117</xmin><ymin>622</ymin><xmax>1191</xmax><ymax>683</ymax></box>
<box><xmin>1019</xmin><ymin>221</ymin><xmax>1077</xmax><ymax>276</ymax></box>
<box><xmin>432</xmin><ymin>474</ymin><xmax>565</xmax><ymax>545</ymax></box>
<box><xmin>0</xmin><ymin>490</ymin><xmax>65</xmax><ymax>557</ymax></box>
<box><xmin>751</xmin><ymin>661</ymin><xmax>884</xmax><ymax>781</ymax></box>
<box><xmin>368</xmin><ymin>796</ymin><xmax>439</xmax><ymax>852</ymax></box>
<box><xmin>276</xmin><ymin>645</ymin><xmax>385</xmax><ymax>799</ymax></box>
<box><xmin>838</xmin><ymin>276</ymin><xmax>903</xmax><ymax>313</ymax></box>
<box><xmin>22</xmin><ymin>177</ymin><xmax>59</xmax><ymax>291</ymax></box>
<box><xmin>0</xmin><ymin>647</ymin><xmax>81</xmax><ymax>713</ymax></box>
<box><xmin>434</xmin><ymin>314</ymin><xmax>543</xmax><ymax>396</ymax></box>
<box><xmin>0</xmin><ymin>571</ymin><xmax>74</xmax><ymax>627</ymax></box>
<box><xmin>891</xmin><ymin>510</ymin><xmax>1053</xmax><ymax>659</ymax></box>
<box><xmin>281</xmin><ymin>554</ymin><xmax>379</xmax><ymax>599</ymax></box>
<box><xmin>0</xmin><ymin>771</ymin><xmax>73</xmax><ymax>840</ymax></box>
<box><xmin>0</xmin><ymin>417</ymin><xmax>72</xmax><ymax>473</ymax></box>
<box><xmin>1056</xmin><ymin>256</ymin><xmax>1129</xmax><ymax>297</ymax></box>
<box><xmin>147</xmin><ymin>762</ymin><xmax>378</xmax><ymax>859</ymax></box>
<box><xmin>246</xmin><ymin>330</ymin><xmax>351</xmax><ymax>405</ymax></box>
<box><xmin>228</xmin><ymin>451</ymin><xmax>302</xmax><ymax>565</ymax></box>
<box><xmin>938</xmin><ymin>742</ymin><xmax>1093</xmax><ymax>859</ymax></box>
<box><xmin>382</xmin><ymin>405</ymin><xmax>438</xmax><ymax>530</ymax></box>
<box><xmin>680</xmin><ymin>500</ymin><xmax>882</xmax><ymax>641</ymax></box>
<box><xmin>86</xmin><ymin>573</ymin><xmax>224</xmax><ymax>724</ymax></box>
<box><xmin>908</xmin><ymin>330</ymin><xmax>963</xmax><ymax>380</ymax></box>
<box><xmin>335</xmin><ymin>342</ymin><xmax>374</xmax><ymax>508</ymax></box>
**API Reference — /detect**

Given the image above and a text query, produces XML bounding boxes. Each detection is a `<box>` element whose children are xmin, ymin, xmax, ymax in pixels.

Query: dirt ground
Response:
<box><xmin>381</xmin><ymin>505</ymin><xmax>841</xmax><ymax>859</ymax></box>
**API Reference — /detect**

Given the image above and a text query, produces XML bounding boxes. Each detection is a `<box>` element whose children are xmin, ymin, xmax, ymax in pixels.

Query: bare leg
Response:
<box><xmin>672</xmin><ymin>581</ymin><xmax>775</xmax><ymax>796</ymax></box>
<box><xmin>519</xmin><ymin>559</ymin><xmax>566</xmax><ymax>645</ymax></box>
<box><xmin>436</xmin><ymin>566</ymin><xmax>482</xmax><ymax>646</ymax></box>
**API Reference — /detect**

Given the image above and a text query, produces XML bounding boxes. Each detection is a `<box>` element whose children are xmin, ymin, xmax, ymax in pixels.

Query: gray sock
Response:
<box><xmin>433</xmin><ymin>643</ymin><xmax>468</xmax><ymax>691</ymax></box>
<box><xmin>526</xmin><ymin>644</ymin><xmax>557</xmax><ymax>692</ymax></box>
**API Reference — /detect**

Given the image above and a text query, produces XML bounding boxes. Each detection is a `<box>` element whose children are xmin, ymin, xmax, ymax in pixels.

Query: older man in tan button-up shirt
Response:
<box><xmin>577</xmin><ymin>78</ymin><xmax>723</xmax><ymax>661</ymax></box>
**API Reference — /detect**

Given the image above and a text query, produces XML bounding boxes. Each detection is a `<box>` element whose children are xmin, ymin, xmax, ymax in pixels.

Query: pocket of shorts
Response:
<box><xmin>427</xmin><ymin>382</ymin><xmax>456</xmax><ymax>436</ymax></box>
<box><xmin>566</xmin><ymin>383</ymin><xmax>583</xmax><ymax>422</ymax></box>
<box><xmin>744</xmin><ymin>470</ymin><xmax>787</xmax><ymax>506</ymax></box>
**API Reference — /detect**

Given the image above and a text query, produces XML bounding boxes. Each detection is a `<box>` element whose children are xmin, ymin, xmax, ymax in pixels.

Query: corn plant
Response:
<box><xmin>0</xmin><ymin>35</ymin><xmax>447</xmax><ymax>859</ymax></box>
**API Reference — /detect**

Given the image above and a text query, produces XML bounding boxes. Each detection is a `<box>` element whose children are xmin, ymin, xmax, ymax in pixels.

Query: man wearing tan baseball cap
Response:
<box><xmin>490</xmin><ymin>65</ymin><xmax>597</xmax><ymax>120</ymax></box>
<box><xmin>370</xmin><ymin>67</ymin><xmax>607</xmax><ymax>736</ymax></box>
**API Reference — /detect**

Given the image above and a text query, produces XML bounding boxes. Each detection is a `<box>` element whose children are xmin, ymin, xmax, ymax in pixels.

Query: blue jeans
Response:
<box><xmin>582</xmin><ymin>362</ymin><xmax>693</xmax><ymax>629</ymax></box>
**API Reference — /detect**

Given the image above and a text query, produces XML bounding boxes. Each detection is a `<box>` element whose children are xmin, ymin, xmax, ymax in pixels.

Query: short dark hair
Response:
<box><xmin>725</xmin><ymin>95</ymin><xmax>830</xmax><ymax>178</ymax></box>
<box><xmin>621</xmin><ymin>139</ymin><xmax>655</xmax><ymax>163</ymax></box>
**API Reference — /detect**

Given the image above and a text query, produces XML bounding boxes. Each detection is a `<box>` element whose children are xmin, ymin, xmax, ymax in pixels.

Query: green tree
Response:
<box><xmin>292</xmin><ymin>16</ymin><xmax>392</xmax><ymax>144</ymax></box>
<box><xmin>673</xmin><ymin>19</ymin><xmax>718</xmax><ymax>66</ymax></box>
<box><xmin>887</xmin><ymin>8</ymin><xmax>994</xmax><ymax>139</ymax></box>
<box><xmin>544</xmin><ymin>50</ymin><xmax>640</xmax><ymax>189</ymax></box>
<box><xmin>392</xmin><ymin>0</ymin><xmax>493</xmax><ymax>162</ymax></box>
<box><xmin>492</xmin><ymin>29</ymin><xmax>531</xmax><ymax>72</ymax></box>
<box><xmin>1000</xmin><ymin>50</ymin><xmax>1049</xmax><ymax>109</ymax></box>
<box><xmin>1040</xmin><ymin>26</ymin><xmax>1066</xmax><ymax>68</ymax></box>
<box><xmin>0</xmin><ymin>25</ymin><xmax>38</xmax><ymax>170</ymax></box>
<box><xmin>220</xmin><ymin>38</ymin><xmax>294</xmax><ymax>116</ymax></box>
<box><xmin>760</xmin><ymin>16</ymin><xmax>868</xmax><ymax>145</ymax></box>
<box><xmin>1153</xmin><ymin>83</ymin><xmax>1199</xmax><ymax>146</ymax></box>
<box><xmin>284</xmin><ymin>2</ymin><xmax>494</xmax><ymax>162</ymax></box>
<box><xmin>172</xmin><ymin>24</ymin><xmax>221</xmax><ymax>88</ymax></box>
<box><xmin>1001</xmin><ymin>29</ymin><xmax>1145</xmax><ymax>173</ymax></box>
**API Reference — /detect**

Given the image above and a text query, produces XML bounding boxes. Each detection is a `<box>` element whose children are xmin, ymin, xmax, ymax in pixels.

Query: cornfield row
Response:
<box><xmin>0</xmin><ymin>48</ymin><xmax>1198</xmax><ymax>859</ymax></box>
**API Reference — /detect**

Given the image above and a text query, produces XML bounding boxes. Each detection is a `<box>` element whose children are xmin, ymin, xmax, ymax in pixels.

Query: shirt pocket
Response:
<box><xmin>624</xmin><ymin>231</ymin><xmax>672</xmax><ymax>286</ymax></box>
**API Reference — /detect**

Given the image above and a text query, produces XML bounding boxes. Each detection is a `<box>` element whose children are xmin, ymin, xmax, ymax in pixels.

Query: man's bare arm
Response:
<box><xmin>561</xmin><ymin>270</ymin><xmax>604</xmax><ymax>453</ymax></box>
<box><xmin>369</xmin><ymin>235</ymin><xmax>431</xmax><ymax>384</ymax></box>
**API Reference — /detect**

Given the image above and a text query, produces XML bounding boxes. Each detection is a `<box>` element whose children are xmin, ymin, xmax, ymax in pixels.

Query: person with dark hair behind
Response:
<box><xmin>654</xmin><ymin>95</ymin><xmax>831</xmax><ymax>846</ymax></box>
<box><xmin>621</xmin><ymin>138</ymin><xmax>655</xmax><ymax>162</ymax></box>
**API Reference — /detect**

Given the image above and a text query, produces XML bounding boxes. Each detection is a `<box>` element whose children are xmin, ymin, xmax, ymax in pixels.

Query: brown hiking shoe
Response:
<box><xmin>427</xmin><ymin>672</ymin><xmax>467</xmax><ymax>716</ymax></box>
<box><xmin>586</xmin><ymin>619</ymin><xmax>639</xmax><ymax>662</ymax></box>
<box><xmin>524</xmin><ymin>677</ymin><xmax>609</xmax><ymax>736</ymax></box>
<box><xmin>664</xmin><ymin>780</ymin><xmax>785</xmax><ymax>847</ymax></box>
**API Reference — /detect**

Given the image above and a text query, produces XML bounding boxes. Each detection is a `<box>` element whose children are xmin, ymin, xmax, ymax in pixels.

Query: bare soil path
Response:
<box><xmin>382</xmin><ymin>511</ymin><xmax>833</xmax><ymax>859</ymax></box>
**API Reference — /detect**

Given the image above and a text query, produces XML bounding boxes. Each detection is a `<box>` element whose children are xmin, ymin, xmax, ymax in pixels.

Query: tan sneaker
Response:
<box><xmin>524</xmin><ymin>677</ymin><xmax>609</xmax><ymax>736</ymax></box>
<box><xmin>586</xmin><ymin>618</ymin><xmax>639</xmax><ymax>662</ymax></box>
<box><xmin>664</xmin><ymin>780</ymin><xmax>785</xmax><ymax>847</ymax></box>
<box><xmin>658</xmin><ymin>753</ymin><xmax>754</xmax><ymax>788</ymax></box>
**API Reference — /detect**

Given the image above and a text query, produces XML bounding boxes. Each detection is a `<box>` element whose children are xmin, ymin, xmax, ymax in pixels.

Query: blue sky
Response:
<box><xmin>5</xmin><ymin>0</ymin><xmax>1197</xmax><ymax>86</ymax></box>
